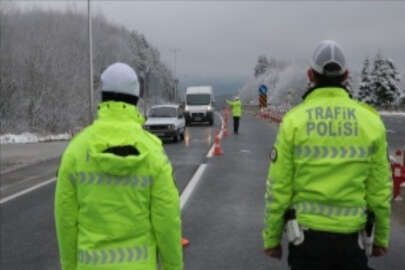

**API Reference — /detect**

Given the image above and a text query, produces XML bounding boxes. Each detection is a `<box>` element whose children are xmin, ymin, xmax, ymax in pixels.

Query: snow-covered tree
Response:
<box><xmin>357</xmin><ymin>57</ymin><xmax>375</xmax><ymax>104</ymax></box>
<box><xmin>240</xmin><ymin>61</ymin><xmax>306</xmax><ymax>106</ymax></box>
<box><xmin>370</xmin><ymin>54</ymin><xmax>401</xmax><ymax>106</ymax></box>
<box><xmin>0</xmin><ymin>7</ymin><xmax>176</xmax><ymax>133</ymax></box>
<box><xmin>357</xmin><ymin>54</ymin><xmax>401</xmax><ymax>107</ymax></box>
<box><xmin>344</xmin><ymin>74</ymin><xmax>354</xmax><ymax>94</ymax></box>
<box><xmin>254</xmin><ymin>55</ymin><xmax>270</xmax><ymax>78</ymax></box>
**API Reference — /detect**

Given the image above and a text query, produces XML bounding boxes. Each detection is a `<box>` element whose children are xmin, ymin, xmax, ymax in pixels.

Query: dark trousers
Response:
<box><xmin>233</xmin><ymin>116</ymin><xmax>240</xmax><ymax>134</ymax></box>
<box><xmin>288</xmin><ymin>230</ymin><xmax>372</xmax><ymax>270</ymax></box>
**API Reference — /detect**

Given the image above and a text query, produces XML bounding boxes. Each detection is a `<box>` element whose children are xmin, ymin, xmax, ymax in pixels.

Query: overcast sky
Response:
<box><xmin>17</xmin><ymin>1</ymin><xmax>405</xmax><ymax>78</ymax></box>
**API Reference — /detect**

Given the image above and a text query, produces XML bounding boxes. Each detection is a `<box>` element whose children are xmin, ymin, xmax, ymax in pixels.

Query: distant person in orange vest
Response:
<box><xmin>226</xmin><ymin>96</ymin><xmax>242</xmax><ymax>134</ymax></box>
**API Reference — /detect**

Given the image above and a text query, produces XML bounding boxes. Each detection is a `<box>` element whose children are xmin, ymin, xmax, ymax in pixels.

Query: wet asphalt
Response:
<box><xmin>182</xmin><ymin>113</ymin><xmax>405</xmax><ymax>270</ymax></box>
<box><xmin>381</xmin><ymin>115</ymin><xmax>405</xmax><ymax>155</ymax></box>
<box><xmin>0</xmin><ymin>112</ymin><xmax>404</xmax><ymax>270</ymax></box>
<box><xmin>0</xmin><ymin>116</ymin><xmax>219</xmax><ymax>270</ymax></box>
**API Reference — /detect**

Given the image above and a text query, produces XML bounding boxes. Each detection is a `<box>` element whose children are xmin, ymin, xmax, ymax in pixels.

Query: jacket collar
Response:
<box><xmin>303</xmin><ymin>86</ymin><xmax>351</xmax><ymax>101</ymax></box>
<box><xmin>97</xmin><ymin>101</ymin><xmax>145</xmax><ymax>126</ymax></box>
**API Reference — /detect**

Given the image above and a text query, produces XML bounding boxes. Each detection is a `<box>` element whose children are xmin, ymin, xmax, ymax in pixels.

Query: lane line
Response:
<box><xmin>1</xmin><ymin>112</ymin><xmax>224</xmax><ymax>205</ymax></box>
<box><xmin>207</xmin><ymin>145</ymin><xmax>215</xmax><ymax>158</ymax></box>
<box><xmin>207</xmin><ymin>112</ymin><xmax>224</xmax><ymax>158</ymax></box>
<box><xmin>180</xmin><ymin>164</ymin><xmax>207</xmax><ymax>210</ymax></box>
<box><xmin>182</xmin><ymin>111</ymin><xmax>223</xmax><ymax>207</ymax></box>
<box><xmin>0</xmin><ymin>177</ymin><xmax>56</xmax><ymax>204</ymax></box>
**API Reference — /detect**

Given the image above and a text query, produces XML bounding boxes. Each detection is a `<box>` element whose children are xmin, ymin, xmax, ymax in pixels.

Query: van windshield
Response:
<box><xmin>186</xmin><ymin>94</ymin><xmax>211</xmax><ymax>105</ymax></box>
<box><xmin>149</xmin><ymin>107</ymin><xmax>177</xmax><ymax>118</ymax></box>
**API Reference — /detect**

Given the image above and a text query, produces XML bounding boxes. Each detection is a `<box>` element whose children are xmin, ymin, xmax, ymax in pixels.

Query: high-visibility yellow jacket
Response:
<box><xmin>55</xmin><ymin>101</ymin><xmax>183</xmax><ymax>270</ymax></box>
<box><xmin>226</xmin><ymin>99</ymin><xmax>242</xmax><ymax>117</ymax></box>
<box><xmin>263</xmin><ymin>87</ymin><xmax>392</xmax><ymax>249</ymax></box>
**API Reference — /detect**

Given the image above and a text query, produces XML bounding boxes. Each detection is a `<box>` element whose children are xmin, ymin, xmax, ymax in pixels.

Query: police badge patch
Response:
<box><xmin>270</xmin><ymin>147</ymin><xmax>278</xmax><ymax>162</ymax></box>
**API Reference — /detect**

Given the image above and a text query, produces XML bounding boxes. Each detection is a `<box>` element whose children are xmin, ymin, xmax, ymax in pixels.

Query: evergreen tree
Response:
<box><xmin>254</xmin><ymin>55</ymin><xmax>270</xmax><ymax>78</ymax></box>
<box><xmin>357</xmin><ymin>57</ymin><xmax>374</xmax><ymax>104</ymax></box>
<box><xmin>370</xmin><ymin>54</ymin><xmax>401</xmax><ymax>106</ymax></box>
<box><xmin>344</xmin><ymin>74</ymin><xmax>354</xmax><ymax>94</ymax></box>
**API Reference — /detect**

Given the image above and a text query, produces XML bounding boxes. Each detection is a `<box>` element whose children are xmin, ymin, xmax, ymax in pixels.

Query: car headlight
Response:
<box><xmin>185</xmin><ymin>105</ymin><xmax>189</xmax><ymax>111</ymax></box>
<box><xmin>207</xmin><ymin>105</ymin><xmax>212</xmax><ymax>111</ymax></box>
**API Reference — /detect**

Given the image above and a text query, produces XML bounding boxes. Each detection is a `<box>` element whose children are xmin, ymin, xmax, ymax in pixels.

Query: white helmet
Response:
<box><xmin>101</xmin><ymin>62</ymin><xmax>140</xmax><ymax>97</ymax></box>
<box><xmin>311</xmin><ymin>40</ymin><xmax>346</xmax><ymax>77</ymax></box>
<box><xmin>234</xmin><ymin>96</ymin><xmax>240</xmax><ymax>100</ymax></box>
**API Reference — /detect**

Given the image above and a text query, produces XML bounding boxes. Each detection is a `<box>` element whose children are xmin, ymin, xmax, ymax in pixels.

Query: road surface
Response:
<box><xmin>1</xmin><ymin>112</ymin><xmax>404</xmax><ymax>269</ymax></box>
<box><xmin>0</xmin><ymin>117</ymin><xmax>220</xmax><ymax>270</ymax></box>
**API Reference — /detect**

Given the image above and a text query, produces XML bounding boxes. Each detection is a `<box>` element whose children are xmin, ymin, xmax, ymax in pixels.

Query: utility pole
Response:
<box><xmin>170</xmin><ymin>48</ymin><xmax>180</xmax><ymax>102</ymax></box>
<box><xmin>88</xmin><ymin>0</ymin><xmax>94</xmax><ymax>123</ymax></box>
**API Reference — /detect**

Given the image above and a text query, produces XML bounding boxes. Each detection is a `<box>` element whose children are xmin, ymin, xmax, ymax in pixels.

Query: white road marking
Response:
<box><xmin>1</xmin><ymin>113</ymin><xmax>224</xmax><ymax>205</ymax></box>
<box><xmin>207</xmin><ymin>144</ymin><xmax>215</xmax><ymax>158</ymax></box>
<box><xmin>207</xmin><ymin>112</ymin><xmax>224</xmax><ymax>158</ymax></box>
<box><xmin>181</xmin><ymin>112</ymin><xmax>224</xmax><ymax>207</ymax></box>
<box><xmin>180</xmin><ymin>164</ymin><xmax>207</xmax><ymax>210</ymax></box>
<box><xmin>0</xmin><ymin>177</ymin><xmax>56</xmax><ymax>204</ymax></box>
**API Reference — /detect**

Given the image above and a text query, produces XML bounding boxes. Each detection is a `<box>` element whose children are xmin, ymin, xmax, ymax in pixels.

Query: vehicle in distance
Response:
<box><xmin>184</xmin><ymin>86</ymin><xmax>215</xmax><ymax>126</ymax></box>
<box><xmin>144</xmin><ymin>104</ymin><xmax>186</xmax><ymax>142</ymax></box>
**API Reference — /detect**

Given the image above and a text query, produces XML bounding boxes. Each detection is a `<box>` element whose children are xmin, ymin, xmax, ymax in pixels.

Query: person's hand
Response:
<box><xmin>264</xmin><ymin>245</ymin><xmax>282</xmax><ymax>260</ymax></box>
<box><xmin>372</xmin><ymin>245</ymin><xmax>387</xmax><ymax>257</ymax></box>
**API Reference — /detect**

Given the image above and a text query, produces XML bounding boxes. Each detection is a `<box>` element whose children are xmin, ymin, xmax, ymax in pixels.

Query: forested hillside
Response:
<box><xmin>0</xmin><ymin>7</ymin><xmax>175</xmax><ymax>133</ymax></box>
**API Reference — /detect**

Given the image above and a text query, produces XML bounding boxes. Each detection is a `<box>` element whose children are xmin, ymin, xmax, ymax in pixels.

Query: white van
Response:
<box><xmin>184</xmin><ymin>86</ymin><xmax>215</xmax><ymax>126</ymax></box>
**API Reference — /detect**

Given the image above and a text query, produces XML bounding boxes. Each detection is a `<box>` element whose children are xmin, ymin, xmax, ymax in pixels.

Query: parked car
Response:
<box><xmin>144</xmin><ymin>104</ymin><xmax>186</xmax><ymax>142</ymax></box>
<box><xmin>184</xmin><ymin>86</ymin><xmax>215</xmax><ymax>126</ymax></box>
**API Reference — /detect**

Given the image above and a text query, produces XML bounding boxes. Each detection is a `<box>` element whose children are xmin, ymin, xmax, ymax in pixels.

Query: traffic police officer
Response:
<box><xmin>263</xmin><ymin>41</ymin><xmax>392</xmax><ymax>270</ymax></box>
<box><xmin>55</xmin><ymin>63</ymin><xmax>183</xmax><ymax>270</ymax></box>
<box><xmin>226</xmin><ymin>96</ymin><xmax>242</xmax><ymax>134</ymax></box>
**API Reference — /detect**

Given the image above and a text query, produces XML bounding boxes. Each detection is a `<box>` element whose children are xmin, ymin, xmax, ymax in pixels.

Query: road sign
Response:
<box><xmin>258</xmin><ymin>84</ymin><xmax>268</xmax><ymax>95</ymax></box>
<box><xmin>259</xmin><ymin>94</ymin><xmax>267</xmax><ymax>108</ymax></box>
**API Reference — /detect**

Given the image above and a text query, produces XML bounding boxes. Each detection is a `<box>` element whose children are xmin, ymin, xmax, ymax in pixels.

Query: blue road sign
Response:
<box><xmin>258</xmin><ymin>84</ymin><xmax>268</xmax><ymax>95</ymax></box>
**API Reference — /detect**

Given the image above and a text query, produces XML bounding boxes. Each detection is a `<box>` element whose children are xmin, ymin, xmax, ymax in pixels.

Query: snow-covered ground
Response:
<box><xmin>0</xmin><ymin>132</ymin><xmax>71</xmax><ymax>144</ymax></box>
<box><xmin>379</xmin><ymin>110</ymin><xmax>405</xmax><ymax>116</ymax></box>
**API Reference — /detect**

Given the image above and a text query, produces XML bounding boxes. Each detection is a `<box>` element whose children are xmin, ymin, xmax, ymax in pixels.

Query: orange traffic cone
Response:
<box><xmin>214</xmin><ymin>129</ymin><xmax>223</xmax><ymax>155</ymax></box>
<box><xmin>182</xmin><ymin>237</ymin><xmax>190</xmax><ymax>247</ymax></box>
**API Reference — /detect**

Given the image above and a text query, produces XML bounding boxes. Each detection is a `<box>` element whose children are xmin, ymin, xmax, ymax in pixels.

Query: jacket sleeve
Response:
<box><xmin>151</xmin><ymin>159</ymin><xmax>183</xmax><ymax>270</ymax></box>
<box><xmin>366</xmin><ymin>125</ymin><xmax>392</xmax><ymax>248</ymax></box>
<box><xmin>54</xmin><ymin>152</ymin><xmax>78</xmax><ymax>270</ymax></box>
<box><xmin>263</xmin><ymin>117</ymin><xmax>294</xmax><ymax>248</ymax></box>
<box><xmin>226</xmin><ymin>99</ymin><xmax>233</xmax><ymax>106</ymax></box>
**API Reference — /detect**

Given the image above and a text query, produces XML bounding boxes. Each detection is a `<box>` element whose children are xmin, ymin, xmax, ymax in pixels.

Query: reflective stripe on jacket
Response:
<box><xmin>226</xmin><ymin>99</ymin><xmax>242</xmax><ymax>117</ymax></box>
<box><xmin>263</xmin><ymin>87</ymin><xmax>392</xmax><ymax>249</ymax></box>
<box><xmin>55</xmin><ymin>101</ymin><xmax>183</xmax><ymax>270</ymax></box>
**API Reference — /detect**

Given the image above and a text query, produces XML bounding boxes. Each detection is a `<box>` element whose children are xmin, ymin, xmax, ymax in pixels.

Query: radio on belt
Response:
<box><xmin>284</xmin><ymin>209</ymin><xmax>304</xmax><ymax>246</ymax></box>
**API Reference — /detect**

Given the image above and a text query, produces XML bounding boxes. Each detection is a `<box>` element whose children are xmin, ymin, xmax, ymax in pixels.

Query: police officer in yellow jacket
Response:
<box><xmin>54</xmin><ymin>63</ymin><xmax>183</xmax><ymax>270</ymax></box>
<box><xmin>263</xmin><ymin>41</ymin><xmax>391</xmax><ymax>270</ymax></box>
<box><xmin>226</xmin><ymin>96</ymin><xmax>242</xmax><ymax>134</ymax></box>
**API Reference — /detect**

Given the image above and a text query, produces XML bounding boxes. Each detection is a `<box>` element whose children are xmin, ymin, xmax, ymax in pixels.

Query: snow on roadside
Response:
<box><xmin>379</xmin><ymin>111</ymin><xmax>405</xmax><ymax>116</ymax></box>
<box><xmin>0</xmin><ymin>132</ymin><xmax>71</xmax><ymax>144</ymax></box>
